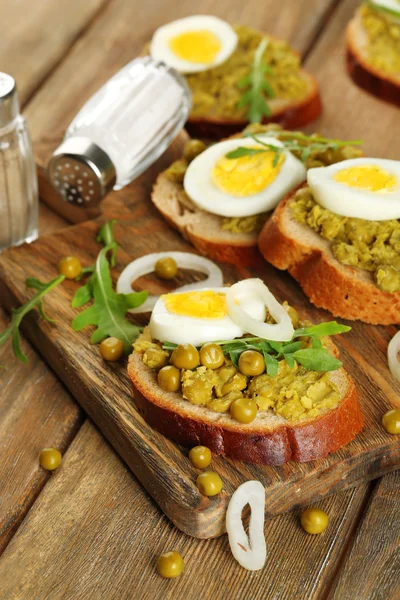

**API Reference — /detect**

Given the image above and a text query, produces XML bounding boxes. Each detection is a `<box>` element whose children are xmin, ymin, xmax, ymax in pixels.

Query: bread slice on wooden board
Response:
<box><xmin>258</xmin><ymin>185</ymin><xmax>400</xmax><ymax>325</ymax></box>
<box><xmin>128</xmin><ymin>333</ymin><xmax>363</xmax><ymax>465</ymax></box>
<box><xmin>346</xmin><ymin>10</ymin><xmax>400</xmax><ymax>107</ymax></box>
<box><xmin>151</xmin><ymin>174</ymin><xmax>264</xmax><ymax>268</ymax></box>
<box><xmin>186</xmin><ymin>71</ymin><xmax>322</xmax><ymax>140</ymax></box>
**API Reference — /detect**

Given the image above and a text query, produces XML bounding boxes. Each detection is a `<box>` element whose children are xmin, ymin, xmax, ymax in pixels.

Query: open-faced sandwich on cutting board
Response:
<box><xmin>147</xmin><ymin>15</ymin><xmax>322</xmax><ymax>137</ymax></box>
<box><xmin>151</xmin><ymin>123</ymin><xmax>362</xmax><ymax>267</ymax></box>
<box><xmin>347</xmin><ymin>0</ymin><xmax>400</xmax><ymax>106</ymax></box>
<box><xmin>127</xmin><ymin>278</ymin><xmax>364</xmax><ymax>465</ymax></box>
<box><xmin>259</xmin><ymin>157</ymin><xmax>400</xmax><ymax>324</ymax></box>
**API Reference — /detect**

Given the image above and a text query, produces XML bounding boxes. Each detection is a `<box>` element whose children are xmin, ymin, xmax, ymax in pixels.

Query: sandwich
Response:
<box><xmin>347</xmin><ymin>0</ymin><xmax>400</xmax><ymax>106</ymax></box>
<box><xmin>258</xmin><ymin>157</ymin><xmax>400</xmax><ymax>324</ymax></box>
<box><xmin>151</xmin><ymin>123</ymin><xmax>362</xmax><ymax>267</ymax></box>
<box><xmin>147</xmin><ymin>15</ymin><xmax>322</xmax><ymax>137</ymax></box>
<box><xmin>128</xmin><ymin>278</ymin><xmax>363</xmax><ymax>465</ymax></box>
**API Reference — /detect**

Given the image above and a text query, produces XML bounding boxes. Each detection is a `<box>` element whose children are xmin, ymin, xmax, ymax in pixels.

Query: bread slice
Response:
<box><xmin>186</xmin><ymin>71</ymin><xmax>322</xmax><ymax>139</ymax></box>
<box><xmin>151</xmin><ymin>173</ymin><xmax>264</xmax><ymax>268</ymax></box>
<box><xmin>258</xmin><ymin>185</ymin><xmax>400</xmax><ymax>324</ymax></box>
<box><xmin>128</xmin><ymin>332</ymin><xmax>363</xmax><ymax>465</ymax></box>
<box><xmin>346</xmin><ymin>10</ymin><xmax>400</xmax><ymax>107</ymax></box>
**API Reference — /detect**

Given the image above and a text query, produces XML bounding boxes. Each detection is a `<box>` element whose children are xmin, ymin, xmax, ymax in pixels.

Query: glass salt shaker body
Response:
<box><xmin>48</xmin><ymin>57</ymin><xmax>191</xmax><ymax>219</ymax></box>
<box><xmin>0</xmin><ymin>73</ymin><xmax>38</xmax><ymax>252</ymax></box>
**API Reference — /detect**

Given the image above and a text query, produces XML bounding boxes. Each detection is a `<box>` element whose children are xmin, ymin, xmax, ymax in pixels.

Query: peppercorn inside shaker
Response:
<box><xmin>0</xmin><ymin>73</ymin><xmax>38</xmax><ymax>252</ymax></box>
<box><xmin>48</xmin><ymin>57</ymin><xmax>191</xmax><ymax>220</ymax></box>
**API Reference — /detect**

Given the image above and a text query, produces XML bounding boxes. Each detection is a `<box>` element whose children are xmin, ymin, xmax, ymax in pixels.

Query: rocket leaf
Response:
<box><xmin>0</xmin><ymin>275</ymin><xmax>65</xmax><ymax>363</ymax></box>
<box><xmin>71</xmin><ymin>244</ymin><xmax>147</xmax><ymax>354</ymax></box>
<box><xmin>237</xmin><ymin>37</ymin><xmax>274</xmax><ymax>123</ymax></box>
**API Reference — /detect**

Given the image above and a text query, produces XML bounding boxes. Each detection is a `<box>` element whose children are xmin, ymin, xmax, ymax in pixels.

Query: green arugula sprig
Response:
<box><xmin>237</xmin><ymin>38</ymin><xmax>275</xmax><ymax>124</ymax></box>
<box><xmin>367</xmin><ymin>0</ymin><xmax>400</xmax><ymax>19</ymax></box>
<box><xmin>225</xmin><ymin>132</ymin><xmax>363</xmax><ymax>164</ymax></box>
<box><xmin>163</xmin><ymin>321</ymin><xmax>350</xmax><ymax>377</ymax></box>
<box><xmin>0</xmin><ymin>220</ymin><xmax>147</xmax><ymax>363</ymax></box>
<box><xmin>0</xmin><ymin>275</ymin><xmax>65</xmax><ymax>363</ymax></box>
<box><xmin>71</xmin><ymin>221</ymin><xmax>147</xmax><ymax>354</ymax></box>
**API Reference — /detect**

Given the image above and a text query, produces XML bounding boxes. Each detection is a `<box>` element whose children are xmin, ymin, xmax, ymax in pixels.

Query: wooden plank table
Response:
<box><xmin>0</xmin><ymin>0</ymin><xmax>399</xmax><ymax>598</ymax></box>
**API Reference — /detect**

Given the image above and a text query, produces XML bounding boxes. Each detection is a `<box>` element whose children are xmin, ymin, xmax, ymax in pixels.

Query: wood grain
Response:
<box><xmin>0</xmin><ymin>420</ymin><xmax>371</xmax><ymax>600</ymax></box>
<box><xmin>331</xmin><ymin>470</ymin><xmax>400</xmax><ymax>600</ymax></box>
<box><xmin>303</xmin><ymin>0</ymin><xmax>400</xmax><ymax>158</ymax></box>
<box><xmin>0</xmin><ymin>0</ymin><xmax>111</xmax><ymax>106</ymax></box>
<box><xmin>0</xmin><ymin>308</ymin><xmax>82</xmax><ymax>554</ymax></box>
<box><xmin>0</xmin><ymin>207</ymin><xmax>398</xmax><ymax>538</ymax></box>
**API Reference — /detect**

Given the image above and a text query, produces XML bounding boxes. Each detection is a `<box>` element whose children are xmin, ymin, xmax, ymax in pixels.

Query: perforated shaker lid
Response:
<box><xmin>47</xmin><ymin>137</ymin><xmax>117</xmax><ymax>209</ymax></box>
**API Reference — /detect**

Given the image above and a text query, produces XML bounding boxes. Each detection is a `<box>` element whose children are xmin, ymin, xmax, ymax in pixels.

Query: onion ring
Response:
<box><xmin>116</xmin><ymin>252</ymin><xmax>223</xmax><ymax>313</ymax></box>
<box><xmin>226</xmin><ymin>278</ymin><xmax>294</xmax><ymax>341</ymax></box>
<box><xmin>388</xmin><ymin>329</ymin><xmax>400</xmax><ymax>382</ymax></box>
<box><xmin>226</xmin><ymin>480</ymin><xmax>266</xmax><ymax>571</ymax></box>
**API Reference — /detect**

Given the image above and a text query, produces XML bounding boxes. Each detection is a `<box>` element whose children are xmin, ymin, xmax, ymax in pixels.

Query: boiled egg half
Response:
<box><xmin>150</xmin><ymin>16</ymin><xmax>238</xmax><ymax>74</ymax></box>
<box><xmin>307</xmin><ymin>158</ymin><xmax>400</xmax><ymax>221</ymax></box>
<box><xmin>183</xmin><ymin>136</ymin><xmax>307</xmax><ymax>217</ymax></box>
<box><xmin>150</xmin><ymin>287</ymin><xmax>266</xmax><ymax>346</ymax></box>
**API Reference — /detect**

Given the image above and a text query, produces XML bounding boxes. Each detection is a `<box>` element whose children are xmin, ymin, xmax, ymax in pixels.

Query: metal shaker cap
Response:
<box><xmin>47</xmin><ymin>137</ymin><xmax>117</xmax><ymax>208</ymax></box>
<box><xmin>0</xmin><ymin>73</ymin><xmax>19</xmax><ymax>127</ymax></box>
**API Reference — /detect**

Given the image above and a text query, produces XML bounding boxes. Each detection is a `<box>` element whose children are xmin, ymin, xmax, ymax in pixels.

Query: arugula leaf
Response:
<box><xmin>72</xmin><ymin>220</ymin><xmax>117</xmax><ymax>307</ymax></box>
<box><xmin>0</xmin><ymin>275</ymin><xmax>65</xmax><ymax>362</ymax></box>
<box><xmin>238</xmin><ymin>38</ymin><xmax>274</xmax><ymax>123</ymax></box>
<box><xmin>292</xmin><ymin>348</ymin><xmax>342</xmax><ymax>372</ymax></box>
<box><xmin>162</xmin><ymin>320</ymin><xmax>350</xmax><ymax>374</ymax></box>
<box><xmin>263</xmin><ymin>351</ymin><xmax>279</xmax><ymax>376</ymax></box>
<box><xmin>71</xmin><ymin>245</ymin><xmax>147</xmax><ymax>354</ymax></box>
<box><xmin>234</xmin><ymin>131</ymin><xmax>362</xmax><ymax>165</ymax></box>
<box><xmin>225</xmin><ymin>147</ymin><xmax>269</xmax><ymax>160</ymax></box>
<box><xmin>294</xmin><ymin>321</ymin><xmax>351</xmax><ymax>339</ymax></box>
<box><xmin>368</xmin><ymin>0</ymin><xmax>400</xmax><ymax>19</ymax></box>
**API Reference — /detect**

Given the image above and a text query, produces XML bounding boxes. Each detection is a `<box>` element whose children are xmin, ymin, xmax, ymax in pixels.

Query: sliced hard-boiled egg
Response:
<box><xmin>150</xmin><ymin>287</ymin><xmax>267</xmax><ymax>346</ymax></box>
<box><xmin>150</xmin><ymin>16</ymin><xmax>238</xmax><ymax>74</ymax></box>
<box><xmin>307</xmin><ymin>158</ymin><xmax>400</xmax><ymax>221</ymax></box>
<box><xmin>183</xmin><ymin>136</ymin><xmax>306</xmax><ymax>218</ymax></box>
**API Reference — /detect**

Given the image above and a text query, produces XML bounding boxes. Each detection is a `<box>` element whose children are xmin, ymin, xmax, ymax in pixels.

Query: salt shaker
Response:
<box><xmin>48</xmin><ymin>57</ymin><xmax>191</xmax><ymax>221</ymax></box>
<box><xmin>0</xmin><ymin>73</ymin><xmax>38</xmax><ymax>252</ymax></box>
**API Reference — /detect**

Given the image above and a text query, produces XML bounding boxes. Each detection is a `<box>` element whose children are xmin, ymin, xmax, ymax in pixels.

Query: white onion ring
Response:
<box><xmin>116</xmin><ymin>252</ymin><xmax>223</xmax><ymax>313</ymax></box>
<box><xmin>226</xmin><ymin>480</ymin><xmax>266</xmax><ymax>571</ymax></box>
<box><xmin>388</xmin><ymin>330</ymin><xmax>400</xmax><ymax>382</ymax></box>
<box><xmin>226</xmin><ymin>278</ymin><xmax>294</xmax><ymax>342</ymax></box>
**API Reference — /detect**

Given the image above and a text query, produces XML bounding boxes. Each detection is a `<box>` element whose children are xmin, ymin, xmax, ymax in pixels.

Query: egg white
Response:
<box><xmin>150</xmin><ymin>16</ymin><xmax>238</xmax><ymax>74</ymax></box>
<box><xmin>183</xmin><ymin>136</ymin><xmax>307</xmax><ymax>218</ymax></box>
<box><xmin>307</xmin><ymin>158</ymin><xmax>400</xmax><ymax>221</ymax></box>
<box><xmin>149</xmin><ymin>287</ymin><xmax>267</xmax><ymax>346</ymax></box>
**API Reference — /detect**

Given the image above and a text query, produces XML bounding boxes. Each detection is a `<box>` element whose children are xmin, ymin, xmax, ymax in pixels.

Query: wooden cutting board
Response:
<box><xmin>0</xmin><ymin>133</ymin><xmax>399</xmax><ymax>539</ymax></box>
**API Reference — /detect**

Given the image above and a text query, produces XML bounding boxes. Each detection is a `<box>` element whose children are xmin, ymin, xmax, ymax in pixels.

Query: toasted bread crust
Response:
<box><xmin>151</xmin><ymin>173</ymin><xmax>264</xmax><ymax>268</ymax></box>
<box><xmin>128</xmin><ymin>351</ymin><xmax>363</xmax><ymax>465</ymax></box>
<box><xmin>186</xmin><ymin>71</ymin><xmax>322</xmax><ymax>139</ymax></box>
<box><xmin>258</xmin><ymin>187</ymin><xmax>400</xmax><ymax>324</ymax></box>
<box><xmin>346</xmin><ymin>18</ymin><xmax>400</xmax><ymax>107</ymax></box>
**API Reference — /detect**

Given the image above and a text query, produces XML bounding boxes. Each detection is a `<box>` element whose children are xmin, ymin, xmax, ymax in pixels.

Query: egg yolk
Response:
<box><xmin>211</xmin><ymin>148</ymin><xmax>285</xmax><ymax>196</ymax></box>
<box><xmin>164</xmin><ymin>291</ymin><xmax>227</xmax><ymax>319</ymax></box>
<box><xmin>334</xmin><ymin>164</ymin><xmax>397</xmax><ymax>193</ymax></box>
<box><xmin>169</xmin><ymin>30</ymin><xmax>221</xmax><ymax>64</ymax></box>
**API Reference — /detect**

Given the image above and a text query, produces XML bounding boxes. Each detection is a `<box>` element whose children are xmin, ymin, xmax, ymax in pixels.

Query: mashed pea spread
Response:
<box><xmin>291</xmin><ymin>187</ymin><xmax>400</xmax><ymax>293</ymax></box>
<box><xmin>186</xmin><ymin>25</ymin><xmax>308</xmax><ymax>119</ymax></box>
<box><xmin>164</xmin><ymin>124</ymin><xmax>362</xmax><ymax>235</ymax></box>
<box><xmin>361</xmin><ymin>3</ymin><xmax>400</xmax><ymax>76</ymax></box>
<box><xmin>134</xmin><ymin>328</ymin><xmax>341</xmax><ymax>422</ymax></box>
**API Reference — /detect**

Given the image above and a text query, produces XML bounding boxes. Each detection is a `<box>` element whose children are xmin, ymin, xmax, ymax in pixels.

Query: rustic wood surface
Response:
<box><xmin>0</xmin><ymin>421</ymin><xmax>373</xmax><ymax>600</ymax></box>
<box><xmin>0</xmin><ymin>0</ymin><xmax>399</xmax><ymax>597</ymax></box>
<box><xmin>0</xmin><ymin>209</ymin><xmax>399</xmax><ymax>538</ymax></box>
